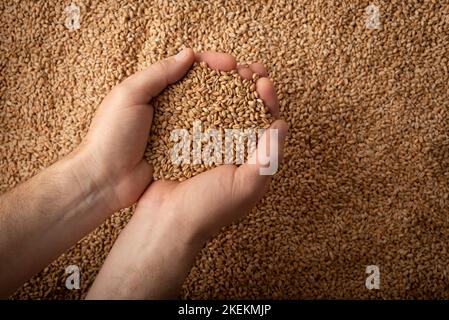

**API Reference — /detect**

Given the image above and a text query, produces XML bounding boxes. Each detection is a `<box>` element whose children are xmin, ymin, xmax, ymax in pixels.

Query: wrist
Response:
<box><xmin>87</xmin><ymin>203</ymin><xmax>204</xmax><ymax>299</ymax></box>
<box><xmin>138</xmin><ymin>199</ymin><xmax>207</xmax><ymax>253</ymax></box>
<box><xmin>59</xmin><ymin>148</ymin><xmax>117</xmax><ymax>216</ymax></box>
<box><xmin>0</xmin><ymin>148</ymin><xmax>120</xmax><ymax>296</ymax></box>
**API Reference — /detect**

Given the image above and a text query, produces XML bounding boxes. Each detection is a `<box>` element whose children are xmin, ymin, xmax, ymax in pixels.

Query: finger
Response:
<box><xmin>237</xmin><ymin>64</ymin><xmax>253</xmax><ymax>80</ymax></box>
<box><xmin>234</xmin><ymin>119</ymin><xmax>288</xmax><ymax>197</ymax></box>
<box><xmin>249</xmin><ymin>63</ymin><xmax>268</xmax><ymax>77</ymax></box>
<box><xmin>256</xmin><ymin>77</ymin><xmax>280</xmax><ymax>118</ymax></box>
<box><xmin>195</xmin><ymin>51</ymin><xmax>236</xmax><ymax>71</ymax></box>
<box><xmin>114</xmin><ymin>48</ymin><xmax>195</xmax><ymax>105</ymax></box>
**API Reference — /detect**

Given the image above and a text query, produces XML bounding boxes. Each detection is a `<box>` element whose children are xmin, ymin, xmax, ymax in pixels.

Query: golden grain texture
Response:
<box><xmin>146</xmin><ymin>62</ymin><xmax>271</xmax><ymax>181</ymax></box>
<box><xmin>1</xmin><ymin>0</ymin><xmax>449</xmax><ymax>299</ymax></box>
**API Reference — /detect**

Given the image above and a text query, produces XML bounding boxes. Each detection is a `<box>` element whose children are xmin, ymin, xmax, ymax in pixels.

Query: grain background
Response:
<box><xmin>1</xmin><ymin>0</ymin><xmax>449</xmax><ymax>299</ymax></box>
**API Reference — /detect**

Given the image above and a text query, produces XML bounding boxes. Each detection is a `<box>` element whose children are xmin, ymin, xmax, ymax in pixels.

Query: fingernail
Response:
<box><xmin>175</xmin><ymin>48</ymin><xmax>188</xmax><ymax>61</ymax></box>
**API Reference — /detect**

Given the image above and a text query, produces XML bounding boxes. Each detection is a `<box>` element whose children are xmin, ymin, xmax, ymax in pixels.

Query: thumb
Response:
<box><xmin>114</xmin><ymin>48</ymin><xmax>195</xmax><ymax>106</ymax></box>
<box><xmin>234</xmin><ymin>119</ymin><xmax>288</xmax><ymax>201</ymax></box>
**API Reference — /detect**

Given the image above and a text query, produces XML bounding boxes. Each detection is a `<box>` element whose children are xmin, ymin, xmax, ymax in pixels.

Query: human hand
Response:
<box><xmin>0</xmin><ymin>49</ymin><xmax>200</xmax><ymax>298</ymax></box>
<box><xmin>86</xmin><ymin>52</ymin><xmax>288</xmax><ymax>299</ymax></box>
<box><xmin>75</xmin><ymin>48</ymin><xmax>196</xmax><ymax>213</ymax></box>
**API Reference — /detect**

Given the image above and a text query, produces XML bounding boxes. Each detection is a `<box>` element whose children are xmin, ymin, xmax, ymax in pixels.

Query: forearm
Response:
<box><xmin>86</xmin><ymin>204</ymin><xmax>203</xmax><ymax>299</ymax></box>
<box><xmin>0</xmin><ymin>151</ymin><xmax>114</xmax><ymax>297</ymax></box>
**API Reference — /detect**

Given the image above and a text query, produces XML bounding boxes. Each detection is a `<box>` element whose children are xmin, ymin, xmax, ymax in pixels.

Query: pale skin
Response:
<box><xmin>0</xmin><ymin>48</ymin><xmax>288</xmax><ymax>299</ymax></box>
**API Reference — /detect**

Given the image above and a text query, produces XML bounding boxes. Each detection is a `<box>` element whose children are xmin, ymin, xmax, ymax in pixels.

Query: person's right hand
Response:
<box><xmin>86</xmin><ymin>52</ymin><xmax>288</xmax><ymax>299</ymax></box>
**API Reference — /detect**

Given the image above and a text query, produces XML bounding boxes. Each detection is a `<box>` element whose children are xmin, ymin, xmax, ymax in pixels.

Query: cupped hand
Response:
<box><xmin>137</xmin><ymin>54</ymin><xmax>288</xmax><ymax>243</ymax></box>
<box><xmin>77</xmin><ymin>49</ymin><xmax>196</xmax><ymax>212</ymax></box>
<box><xmin>86</xmin><ymin>50</ymin><xmax>288</xmax><ymax>299</ymax></box>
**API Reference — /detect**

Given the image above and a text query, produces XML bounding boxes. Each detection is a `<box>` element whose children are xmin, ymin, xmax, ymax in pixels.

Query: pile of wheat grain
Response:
<box><xmin>1</xmin><ymin>0</ymin><xmax>449</xmax><ymax>299</ymax></box>
<box><xmin>147</xmin><ymin>62</ymin><xmax>271</xmax><ymax>181</ymax></box>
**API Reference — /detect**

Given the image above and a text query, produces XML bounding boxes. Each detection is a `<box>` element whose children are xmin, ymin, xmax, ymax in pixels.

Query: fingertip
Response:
<box><xmin>237</xmin><ymin>65</ymin><xmax>253</xmax><ymax>80</ymax></box>
<box><xmin>270</xmin><ymin>119</ymin><xmax>288</xmax><ymax>142</ymax></box>
<box><xmin>251</xmin><ymin>119</ymin><xmax>288</xmax><ymax>171</ymax></box>
<box><xmin>195</xmin><ymin>51</ymin><xmax>237</xmax><ymax>71</ymax></box>
<box><xmin>249</xmin><ymin>63</ymin><xmax>268</xmax><ymax>77</ymax></box>
<box><xmin>174</xmin><ymin>48</ymin><xmax>195</xmax><ymax>64</ymax></box>
<box><xmin>118</xmin><ymin>49</ymin><xmax>195</xmax><ymax>105</ymax></box>
<box><xmin>256</xmin><ymin>77</ymin><xmax>280</xmax><ymax>118</ymax></box>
